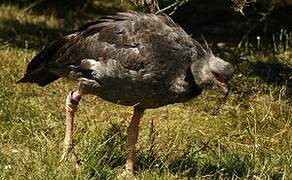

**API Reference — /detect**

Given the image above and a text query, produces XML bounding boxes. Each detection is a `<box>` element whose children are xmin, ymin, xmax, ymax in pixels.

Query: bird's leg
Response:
<box><xmin>61</xmin><ymin>90</ymin><xmax>82</xmax><ymax>162</ymax></box>
<box><xmin>123</xmin><ymin>107</ymin><xmax>145</xmax><ymax>176</ymax></box>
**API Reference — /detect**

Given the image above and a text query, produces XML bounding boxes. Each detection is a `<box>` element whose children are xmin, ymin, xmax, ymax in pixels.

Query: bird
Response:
<box><xmin>17</xmin><ymin>11</ymin><xmax>234</xmax><ymax>176</ymax></box>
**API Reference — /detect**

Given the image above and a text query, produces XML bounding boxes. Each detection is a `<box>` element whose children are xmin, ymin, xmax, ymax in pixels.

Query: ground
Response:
<box><xmin>0</xmin><ymin>1</ymin><xmax>291</xmax><ymax>179</ymax></box>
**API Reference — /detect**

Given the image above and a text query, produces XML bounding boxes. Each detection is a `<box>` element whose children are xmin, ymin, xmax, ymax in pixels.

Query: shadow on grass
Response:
<box><xmin>226</xmin><ymin>51</ymin><xmax>292</xmax><ymax>99</ymax></box>
<box><xmin>0</xmin><ymin>19</ymin><xmax>62</xmax><ymax>50</ymax></box>
<box><xmin>0</xmin><ymin>0</ymin><xmax>126</xmax><ymax>18</ymax></box>
<box><xmin>0</xmin><ymin>0</ymin><xmax>130</xmax><ymax>50</ymax></box>
<box><xmin>250</xmin><ymin>61</ymin><xmax>292</xmax><ymax>97</ymax></box>
<box><xmin>172</xmin><ymin>0</ymin><xmax>292</xmax><ymax>43</ymax></box>
<box><xmin>253</xmin><ymin>61</ymin><xmax>292</xmax><ymax>85</ymax></box>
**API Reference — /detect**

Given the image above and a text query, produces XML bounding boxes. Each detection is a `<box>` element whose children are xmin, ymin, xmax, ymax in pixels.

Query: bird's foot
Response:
<box><xmin>60</xmin><ymin>142</ymin><xmax>82</xmax><ymax>168</ymax></box>
<box><xmin>119</xmin><ymin>160</ymin><xmax>135</xmax><ymax>177</ymax></box>
<box><xmin>120</xmin><ymin>169</ymin><xmax>134</xmax><ymax>177</ymax></box>
<box><xmin>60</xmin><ymin>142</ymin><xmax>74</xmax><ymax>162</ymax></box>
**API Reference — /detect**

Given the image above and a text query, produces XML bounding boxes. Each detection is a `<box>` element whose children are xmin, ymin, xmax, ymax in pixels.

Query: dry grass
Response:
<box><xmin>0</xmin><ymin>2</ymin><xmax>291</xmax><ymax>179</ymax></box>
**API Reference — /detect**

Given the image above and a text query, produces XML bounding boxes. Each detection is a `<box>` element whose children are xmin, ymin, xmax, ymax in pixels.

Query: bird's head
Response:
<box><xmin>191</xmin><ymin>41</ymin><xmax>234</xmax><ymax>93</ymax></box>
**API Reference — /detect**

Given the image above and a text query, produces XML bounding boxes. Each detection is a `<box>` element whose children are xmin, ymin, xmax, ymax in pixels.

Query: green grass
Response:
<box><xmin>0</xmin><ymin>2</ymin><xmax>291</xmax><ymax>179</ymax></box>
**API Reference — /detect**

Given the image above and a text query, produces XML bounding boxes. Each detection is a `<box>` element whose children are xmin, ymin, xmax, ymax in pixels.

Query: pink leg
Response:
<box><xmin>61</xmin><ymin>90</ymin><xmax>82</xmax><ymax>162</ymax></box>
<box><xmin>123</xmin><ymin>107</ymin><xmax>145</xmax><ymax>176</ymax></box>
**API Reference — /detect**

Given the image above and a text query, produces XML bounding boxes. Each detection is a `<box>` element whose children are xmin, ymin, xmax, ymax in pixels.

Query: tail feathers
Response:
<box><xmin>26</xmin><ymin>37</ymin><xmax>68</xmax><ymax>73</ymax></box>
<box><xmin>17</xmin><ymin>69</ymin><xmax>60</xmax><ymax>87</ymax></box>
<box><xmin>18</xmin><ymin>36</ymin><xmax>72</xmax><ymax>86</ymax></box>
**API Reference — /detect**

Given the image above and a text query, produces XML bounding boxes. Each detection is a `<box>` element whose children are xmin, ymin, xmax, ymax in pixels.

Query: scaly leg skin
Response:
<box><xmin>60</xmin><ymin>90</ymin><xmax>82</xmax><ymax>164</ymax></box>
<box><xmin>122</xmin><ymin>107</ymin><xmax>145</xmax><ymax>177</ymax></box>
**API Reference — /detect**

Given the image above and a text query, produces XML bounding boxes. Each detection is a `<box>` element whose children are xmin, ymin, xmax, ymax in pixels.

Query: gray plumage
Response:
<box><xmin>18</xmin><ymin>11</ymin><xmax>233</xmax><ymax>109</ymax></box>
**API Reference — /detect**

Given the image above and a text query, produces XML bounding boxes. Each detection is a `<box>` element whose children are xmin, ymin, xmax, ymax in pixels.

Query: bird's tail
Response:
<box><xmin>17</xmin><ymin>37</ymin><xmax>69</xmax><ymax>87</ymax></box>
<box><xmin>17</xmin><ymin>69</ymin><xmax>60</xmax><ymax>87</ymax></box>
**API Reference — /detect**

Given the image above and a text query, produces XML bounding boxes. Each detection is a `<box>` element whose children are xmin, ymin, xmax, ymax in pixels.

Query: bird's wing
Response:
<box><xmin>19</xmin><ymin>12</ymin><xmax>196</xmax><ymax>86</ymax></box>
<box><xmin>54</xmin><ymin>12</ymin><xmax>195</xmax><ymax>73</ymax></box>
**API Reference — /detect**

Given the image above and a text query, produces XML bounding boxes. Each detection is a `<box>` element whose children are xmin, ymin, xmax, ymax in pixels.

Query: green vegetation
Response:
<box><xmin>0</xmin><ymin>1</ymin><xmax>291</xmax><ymax>179</ymax></box>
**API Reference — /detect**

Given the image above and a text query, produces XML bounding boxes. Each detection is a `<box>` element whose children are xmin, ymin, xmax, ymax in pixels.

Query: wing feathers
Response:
<box><xmin>19</xmin><ymin>11</ymin><xmax>197</xmax><ymax>87</ymax></box>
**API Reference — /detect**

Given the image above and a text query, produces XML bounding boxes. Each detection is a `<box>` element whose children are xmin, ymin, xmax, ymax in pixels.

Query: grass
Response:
<box><xmin>0</xmin><ymin>1</ymin><xmax>291</xmax><ymax>179</ymax></box>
